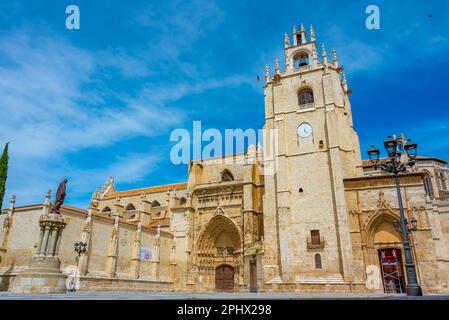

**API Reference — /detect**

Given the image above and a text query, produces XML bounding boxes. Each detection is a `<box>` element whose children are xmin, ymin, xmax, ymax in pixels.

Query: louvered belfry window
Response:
<box><xmin>298</xmin><ymin>90</ymin><xmax>314</xmax><ymax>106</ymax></box>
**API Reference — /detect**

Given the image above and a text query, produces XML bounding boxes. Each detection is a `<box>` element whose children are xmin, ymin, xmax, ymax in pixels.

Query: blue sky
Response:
<box><xmin>1</xmin><ymin>0</ymin><xmax>449</xmax><ymax>208</ymax></box>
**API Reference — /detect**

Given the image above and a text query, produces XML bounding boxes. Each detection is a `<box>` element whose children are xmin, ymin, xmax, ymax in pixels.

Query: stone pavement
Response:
<box><xmin>0</xmin><ymin>291</ymin><xmax>448</xmax><ymax>300</ymax></box>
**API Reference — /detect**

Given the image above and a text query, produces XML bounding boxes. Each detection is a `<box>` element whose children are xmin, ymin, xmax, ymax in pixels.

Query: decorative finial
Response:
<box><xmin>284</xmin><ymin>32</ymin><xmax>290</xmax><ymax>48</ymax></box>
<box><xmin>9</xmin><ymin>195</ymin><xmax>16</xmax><ymax>211</ymax></box>
<box><xmin>89</xmin><ymin>189</ymin><xmax>100</xmax><ymax>209</ymax></box>
<box><xmin>311</xmin><ymin>47</ymin><xmax>318</xmax><ymax>67</ymax></box>
<box><xmin>321</xmin><ymin>43</ymin><xmax>327</xmax><ymax>57</ymax></box>
<box><xmin>293</xmin><ymin>24</ymin><xmax>296</xmax><ymax>34</ymax></box>
<box><xmin>91</xmin><ymin>188</ymin><xmax>100</xmax><ymax>202</ymax></box>
<box><xmin>321</xmin><ymin>43</ymin><xmax>328</xmax><ymax>66</ymax></box>
<box><xmin>265</xmin><ymin>64</ymin><xmax>269</xmax><ymax>81</ymax></box>
<box><xmin>310</xmin><ymin>25</ymin><xmax>316</xmax><ymax>41</ymax></box>
<box><xmin>275</xmin><ymin>57</ymin><xmax>280</xmax><ymax>74</ymax></box>
<box><xmin>332</xmin><ymin>48</ymin><xmax>339</xmax><ymax>67</ymax></box>
<box><xmin>342</xmin><ymin>70</ymin><xmax>349</xmax><ymax>92</ymax></box>
<box><xmin>300</xmin><ymin>23</ymin><xmax>305</xmax><ymax>32</ymax></box>
<box><xmin>42</xmin><ymin>189</ymin><xmax>51</xmax><ymax>216</ymax></box>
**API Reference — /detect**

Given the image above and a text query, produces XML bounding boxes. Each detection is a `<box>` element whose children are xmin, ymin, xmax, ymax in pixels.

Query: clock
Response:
<box><xmin>297</xmin><ymin>123</ymin><xmax>313</xmax><ymax>138</ymax></box>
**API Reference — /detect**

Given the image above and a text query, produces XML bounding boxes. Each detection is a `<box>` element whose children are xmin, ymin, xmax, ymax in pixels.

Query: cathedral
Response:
<box><xmin>1</xmin><ymin>24</ymin><xmax>449</xmax><ymax>294</ymax></box>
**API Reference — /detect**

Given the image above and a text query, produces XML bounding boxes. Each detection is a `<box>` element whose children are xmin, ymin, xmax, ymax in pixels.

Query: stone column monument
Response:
<box><xmin>11</xmin><ymin>187</ymin><xmax>68</xmax><ymax>294</ymax></box>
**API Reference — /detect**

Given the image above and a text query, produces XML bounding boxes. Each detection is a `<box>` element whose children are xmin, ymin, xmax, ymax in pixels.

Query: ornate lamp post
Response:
<box><xmin>69</xmin><ymin>241</ymin><xmax>87</xmax><ymax>292</ymax></box>
<box><xmin>367</xmin><ymin>134</ymin><xmax>422</xmax><ymax>296</ymax></box>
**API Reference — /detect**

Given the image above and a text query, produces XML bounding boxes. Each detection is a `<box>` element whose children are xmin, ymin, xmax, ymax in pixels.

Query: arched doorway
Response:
<box><xmin>363</xmin><ymin>209</ymin><xmax>405</xmax><ymax>293</ymax></box>
<box><xmin>215</xmin><ymin>265</ymin><xmax>234</xmax><ymax>291</ymax></box>
<box><xmin>378</xmin><ymin>248</ymin><xmax>405</xmax><ymax>293</ymax></box>
<box><xmin>194</xmin><ymin>214</ymin><xmax>242</xmax><ymax>291</ymax></box>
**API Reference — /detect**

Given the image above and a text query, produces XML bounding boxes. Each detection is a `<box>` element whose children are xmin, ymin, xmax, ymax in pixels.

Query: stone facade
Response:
<box><xmin>1</xmin><ymin>24</ymin><xmax>449</xmax><ymax>294</ymax></box>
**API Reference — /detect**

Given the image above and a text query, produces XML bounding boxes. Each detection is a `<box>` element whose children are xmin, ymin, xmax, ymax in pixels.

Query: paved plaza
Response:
<box><xmin>0</xmin><ymin>291</ymin><xmax>448</xmax><ymax>300</ymax></box>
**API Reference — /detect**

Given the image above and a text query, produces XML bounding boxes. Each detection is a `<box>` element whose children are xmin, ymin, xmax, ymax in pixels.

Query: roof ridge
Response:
<box><xmin>103</xmin><ymin>182</ymin><xmax>188</xmax><ymax>199</ymax></box>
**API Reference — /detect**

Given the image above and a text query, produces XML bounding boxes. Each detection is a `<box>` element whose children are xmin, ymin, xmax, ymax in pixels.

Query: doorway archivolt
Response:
<box><xmin>194</xmin><ymin>213</ymin><xmax>242</xmax><ymax>289</ymax></box>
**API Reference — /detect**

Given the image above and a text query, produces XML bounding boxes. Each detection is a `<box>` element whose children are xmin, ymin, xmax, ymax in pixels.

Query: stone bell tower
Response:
<box><xmin>262</xmin><ymin>24</ymin><xmax>363</xmax><ymax>286</ymax></box>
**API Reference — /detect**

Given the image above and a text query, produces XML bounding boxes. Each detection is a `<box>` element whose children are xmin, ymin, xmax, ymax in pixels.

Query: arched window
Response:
<box><xmin>315</xmin><ymin>254</ymin><xmax>322</xmax><ymax>269</ymax></box>
<box><xmin>423</xmin><ymin>171</ymin><xmax>434</xmax><ymax>199</ymax></box>
<box><xmin>221</xmin><ymin>169</ymin><xmax>234</xmax><ymax>182</ymax></box>
<box><xmin>294</xmin><ymin>53</ymin><xmax>309</xmax><ymax>69</ymax></box>
<box><xmin>439</xmin><ymin>173</ymin><xmax>447</xmax><ymax>191</ymax></box>
<box><xmin>125</xmin><ymin>203</ymin><xmax>136</xmax><ymax>211</ymax></box>
<box><xmin>102</xmin><ymin>206</ymin><xmax>111</xmax><ymax>214</ymax></box>
<box><xmin>298</xmin><ymin>89</ymin><xmax>314</xmax><ymax>108</ymax></box>
<box><xmin>152</xmin><ymin>200</ymin><xmax>161</xmax><ymax>207</ymax></box>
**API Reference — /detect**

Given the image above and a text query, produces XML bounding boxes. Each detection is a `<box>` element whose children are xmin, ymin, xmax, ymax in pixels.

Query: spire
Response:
<box><xmin>332</xmin><ymin>48</ymin><xmax>339</xmax><ymax>67</ymax></box>
<box><xmin>310</xmin><ymin>24</ymin><xmax>316</xmax><ymax>42</ymax></box>
<box><xmin>7</xmin><ymin>195</ymin><xmax>16</xmax><ymax>218</ymax></box>
<box><xmin>45</xmin><ymin>189</ymin><xmax>51</xmax><ymax>203</ymax></box>
<box><xmin>265</xmin><ymin>64</ymin><xmax>270</xmax><ymax>81</ymax></box>
<box><xmin>284</xmin><ymin>32</ymin><xmax>290</xmax><ymax>48</ymax></box>
<box><xmin>321</xmin><ymin>43</ymin><xmax>328</xmax><ymax>64</ymax></box>
<box><xmin>9</xmin><ymin>195</ymin><xmax>15</xmax><ymax>211</ymax></box>
<box><xmin>42</xmin><ymin>189</ymin><xmax>51</xmax><ymax>216</ymax></box>
<box><xmin>275</xmin><ymin>57</ymin><xmax>280</xmax><ymax>75</ymax></box>
<box><xmin>89</xmin><ymin>190</ymin><xmax>100</xmax><ymax>210</ymax></box>
<box><xmin>321</xmin><ymin>43</ymin><xmax>327</xmax><ymax>58</ymax></box>
<box><xmin>101</xmin><ymin>176</ymin><xmax>115</xmax><ymax>197</ymax></box>
<box><xmin>311</xmin><ymin>46</ymin><xmax>318</xmax><ymax>67</ymax></box>
<box><xmin>298</xmin><ymin>23</ymin><xmax>306</xmax><ymax>44</ymax></box>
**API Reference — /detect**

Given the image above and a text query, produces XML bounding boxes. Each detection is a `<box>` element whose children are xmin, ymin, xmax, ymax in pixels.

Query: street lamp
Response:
<box><xmin>393</xmin><ymin>218</ymin><xmax>418</xmax><ymax>233</ymax></box>
<box><xmin>68</xmin><ymin>241</ymin><xmax>87</xmax><ymax>292</ymax></box>
<box><xmin>368</xmin><ymin>134</ymin><xmax>422</xmax><ymax>296</ymax></box>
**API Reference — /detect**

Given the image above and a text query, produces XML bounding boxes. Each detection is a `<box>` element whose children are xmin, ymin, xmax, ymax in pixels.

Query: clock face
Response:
<box><xmin>297</xmin><ymin>123</ymin><xmax>313</xmax><ymax>138</ymax></box>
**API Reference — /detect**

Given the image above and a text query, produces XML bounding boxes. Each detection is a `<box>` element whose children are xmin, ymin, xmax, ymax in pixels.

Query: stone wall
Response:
<box><xmin>0</xmin><ymin>203</ymin><xmax>175</xmax><ymax>292</ymax></box>
<box><xmin>344</xmin><ymin>173</ymin><xmax>449</xmax><ymax>294</ymax></box>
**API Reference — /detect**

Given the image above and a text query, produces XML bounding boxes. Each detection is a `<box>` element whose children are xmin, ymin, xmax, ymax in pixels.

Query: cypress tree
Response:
<box><xmin>0</xmin><ymin>143</ymin><xmax>9</xmax><ymax>210</ymax></box>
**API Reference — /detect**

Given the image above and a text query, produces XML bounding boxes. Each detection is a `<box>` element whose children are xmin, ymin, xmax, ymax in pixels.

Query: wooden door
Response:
<box><xmin>249</xmin><ymin>260</ymin><xmax>257</xmax><ymax>292</ymax></box>
<box><xmin>215</xmin><ymin>265</ymin><xmax>234</xmax><ymax>291</ymax></box>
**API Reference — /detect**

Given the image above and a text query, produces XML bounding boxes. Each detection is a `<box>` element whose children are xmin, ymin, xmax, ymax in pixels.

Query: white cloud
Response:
<box><xmin>0</xmin><ymin>31</ymin><xmax>184</xmax><ymax>158</ymax></box>
<box><xmin>0</xmin><ymin>30</ymin><xmax>182</xmax><ymax>207</ymax></box>
<box><xmin>0</xmin><ymin>25</ymin><xmax>251</xmax><ymax>208</ymax></box>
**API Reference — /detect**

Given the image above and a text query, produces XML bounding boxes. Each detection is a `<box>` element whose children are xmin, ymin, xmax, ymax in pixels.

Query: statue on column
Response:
<box><xmin>51</xmin><ymin>178</ymin><xmax>68</xmax><ymax>214</ymax></box>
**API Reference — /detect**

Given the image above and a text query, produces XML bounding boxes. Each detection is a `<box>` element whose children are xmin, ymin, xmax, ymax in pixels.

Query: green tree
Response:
<box><xmin>0</xmin><ymin>143</ymin><xmax>9</xmax><ymax>210</ymax></box>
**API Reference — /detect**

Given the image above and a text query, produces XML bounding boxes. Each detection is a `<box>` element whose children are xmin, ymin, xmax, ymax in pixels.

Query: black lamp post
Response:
<box><xmin>368</xmin><ymin>135</ymin><xmax>422</xmax><ymax>296</ymax></box>
<box><xmin>69</xmin><ymin>241</ymin><xmax>87</xmax><ymax>292</ymax></box>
